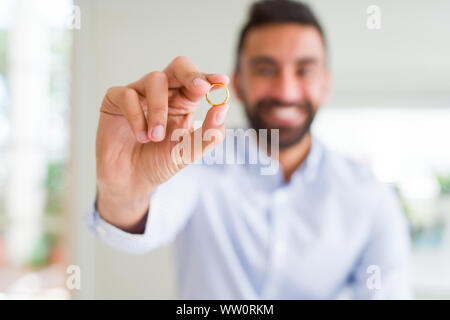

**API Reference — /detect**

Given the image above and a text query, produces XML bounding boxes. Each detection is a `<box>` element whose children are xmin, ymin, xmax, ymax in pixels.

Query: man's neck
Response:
<box><xmin>277</xmin><ymin>133</ymin><xmax>312</xmax><ymax>182</ymax></box>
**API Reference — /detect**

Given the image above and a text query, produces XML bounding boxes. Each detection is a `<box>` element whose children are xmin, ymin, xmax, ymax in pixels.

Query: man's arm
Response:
<box><xmin>348</xmin><ymin>185</ymin><xmax>413</xmax><ymax>299</ymax></box>
<box><xmin>85</xmin><ymin>166</ymin><xmax>201</xmax><ymax>255</ymax></box>
<box><xmin>87</xmin><ymin>56</ymin><xmax>229</xmax><ymax>254</ymax></box>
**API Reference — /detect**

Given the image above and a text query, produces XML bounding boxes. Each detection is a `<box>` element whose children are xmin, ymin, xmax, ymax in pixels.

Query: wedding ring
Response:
<box><xmin>205</xmin><ymin>83</ymin><xmax>229</xmax><ymax>107</ymax></box>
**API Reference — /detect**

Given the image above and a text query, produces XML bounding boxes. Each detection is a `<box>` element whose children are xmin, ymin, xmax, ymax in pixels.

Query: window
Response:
<box><xmin>0</xmin><ymin>0</ymin><xmax>73</xmax><ymax>299</ymax></box>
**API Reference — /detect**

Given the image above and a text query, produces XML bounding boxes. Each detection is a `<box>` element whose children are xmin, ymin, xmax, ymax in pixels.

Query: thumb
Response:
<box><xmin>170</xmin><ymin>104</ymin><xmax>229</xmax><ymax>167</ymax></box>
<box><xmin>196</xmin><ymin>103</ymin><xmax>229</xmax><ymax>156</ymax></box>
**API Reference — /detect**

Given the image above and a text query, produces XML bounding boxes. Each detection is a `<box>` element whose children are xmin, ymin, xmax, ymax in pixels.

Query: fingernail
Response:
<box><xmin>138</xmin><ymin>131</ymin><xmax>149</xmax><ymax>143</ymax></box>
<box><xmin>193</xmin><ymin>78</ymin><xmax>209</xmax><ymax>88</ymax></box>
<box><xmin>215</xmin><ymin>106</ymin><xmax>228</xmax><ymax>125</ymax></box>
<box><xmin>151</xmin><ymin>125</ymin><xmax>164</xmax><ymax>141</ymax></box>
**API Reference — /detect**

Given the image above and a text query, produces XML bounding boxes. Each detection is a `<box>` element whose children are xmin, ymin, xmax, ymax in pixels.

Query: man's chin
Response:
<box><xmin>268</xmin><ymin>126</ymin><xmax>309</xmax><ymax>149</ymax></box>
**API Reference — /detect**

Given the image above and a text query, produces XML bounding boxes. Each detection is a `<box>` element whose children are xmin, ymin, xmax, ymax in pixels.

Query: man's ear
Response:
<box><xmin>232</xmin><ymin>71</ymin><xmax>243</xmax><ymax>102</ymax></box>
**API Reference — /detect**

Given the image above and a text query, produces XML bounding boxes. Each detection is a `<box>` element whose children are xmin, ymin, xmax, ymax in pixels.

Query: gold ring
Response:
<box><xmin>205</xmin><ymin>83</ymin><xmax>229</xmax><ymax>107</ymax></box>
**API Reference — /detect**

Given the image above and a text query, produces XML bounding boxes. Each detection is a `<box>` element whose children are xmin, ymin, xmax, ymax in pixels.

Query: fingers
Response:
<box><xmin>199</xmin><ymin>103</ymin><xmax>229</xmax><ymax>151</ymax></box>
<box><xmin>205</xmin><ymin>73</ymin><xmax>230</xmax><ymax>87</ymax></box>
<box><xmin>191</xmin><ymin>103</ymin><xmax>230</xmax><ymax>163</ymax></box>
<box><xmin>170</xmin><ymin>103</ymin><xmax>230</xmax><ymax>167</ymax></box>
<box><xmin>164</xmin><ymin>56</ymin><xmax>211</xmax><ymax>102</ymax></box>
<box><xmin>201</xmin><ymin>104</ymin><xmax>229</xmax><ymax>132</ymax></box>
<box><xmin>115</xmin><ymin>56</ymin><xmax>231</xmax><ymax>145</ymax></box>
<box><xmin>145</xmin><ymin>71</ymin><xmax>169</xmax><ymax>141</ymax></box>
<box><xmin>106</xmin><ymin>86</ymin><xmax>150</xmax><ymax>143</ymax></box>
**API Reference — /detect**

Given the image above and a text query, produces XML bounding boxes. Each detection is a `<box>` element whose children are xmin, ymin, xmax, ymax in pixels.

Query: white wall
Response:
<box><xmin>70</xmin><ymin>0</ymin><xmax>450</xmax><ymax>299</ymax></box>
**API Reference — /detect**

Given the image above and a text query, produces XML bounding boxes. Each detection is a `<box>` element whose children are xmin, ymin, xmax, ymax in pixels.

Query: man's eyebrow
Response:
<box><xmin>296</xmin><ymin>57</ymin><xmax>319</xmax><ymax>65</ymax></box>
<box><xmin>248</xmin><ymin>56</ymin><xmax>278</xmax><ymax>67</ymax></box>
<box><xmin>248</xmin><ymin>56</ymin><xmax>320</xmax><ymax>67</ymax></box>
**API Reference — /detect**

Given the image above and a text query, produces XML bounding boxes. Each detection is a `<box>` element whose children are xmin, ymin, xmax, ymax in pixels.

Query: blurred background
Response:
<box><xmin>0</xmin><ymin>0</ymin><xmax>449</xmax><ymax>299</ymax></box>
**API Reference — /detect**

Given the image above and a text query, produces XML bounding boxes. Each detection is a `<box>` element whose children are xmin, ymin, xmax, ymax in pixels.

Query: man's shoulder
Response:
<box><xmin>317</xmin><ymin>139</ymin><xmax>383</xmax><ymax>192</ymax></box>
<box><xmin>317</xmin><ymin>139</ymin><xmax>403</xmax><ymax>218</ymax></box>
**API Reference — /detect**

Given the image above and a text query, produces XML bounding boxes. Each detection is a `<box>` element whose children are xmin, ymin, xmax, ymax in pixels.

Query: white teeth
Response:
<box><xmin>271</xmin><ymin>107</ymin><xmax>301</xmax><ymax>120</ymax></box>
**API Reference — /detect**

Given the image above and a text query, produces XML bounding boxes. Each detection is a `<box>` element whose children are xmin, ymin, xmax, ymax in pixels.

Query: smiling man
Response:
<box><xmin>86</xmin><ymin>0</ymin><xmax>412</xmax><ymax>299</ymax></box>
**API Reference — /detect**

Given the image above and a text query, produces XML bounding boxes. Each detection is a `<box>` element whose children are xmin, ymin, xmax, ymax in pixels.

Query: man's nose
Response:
<box><xmin>273</xmin><ymin>72</ymin><xmax>303</xmax><ymax>103</ymax></box>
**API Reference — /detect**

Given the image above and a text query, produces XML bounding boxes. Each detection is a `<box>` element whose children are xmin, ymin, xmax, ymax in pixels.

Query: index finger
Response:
<box><xmin>163</xmin><ymin>56</ymin><xmax>212</xmax><ymax>103</ymax></box>
<box><xmin>127</xmin><ymin>57</ymin><xmax>230</xmax><ymax>104</ymax></box>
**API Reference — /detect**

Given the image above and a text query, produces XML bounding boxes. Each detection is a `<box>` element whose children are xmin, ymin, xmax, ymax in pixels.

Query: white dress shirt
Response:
<box><xmin>85</xmin><ymin>130</ymin><xmax>412</xmax><ymax>299</ymax></box>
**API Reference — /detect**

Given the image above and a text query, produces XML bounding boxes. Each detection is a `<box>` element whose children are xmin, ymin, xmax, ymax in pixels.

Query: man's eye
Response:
<box><xmin>297</xmin><ymin>68</ymin><xmax>313</xmax><ymax>76</ymax></box>
<box><xmin>255</xmin><ymin>67</ymin><xmax>276</xmax><ymax>76</ymax></box>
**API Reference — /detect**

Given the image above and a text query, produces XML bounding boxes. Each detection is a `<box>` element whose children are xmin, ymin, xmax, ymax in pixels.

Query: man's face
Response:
<box><xmin>233</xmin><ymin>23</ymin><xmax>330</xmax><ymax>149</ymax></box>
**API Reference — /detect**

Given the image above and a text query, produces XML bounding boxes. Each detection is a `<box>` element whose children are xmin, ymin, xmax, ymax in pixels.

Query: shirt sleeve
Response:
<box><xmin>84</xmin><ymin>166</ymin><xmax>201</xmax><ymax>255</ymax></box>
<box><xmin>348</xmin><ymin>184</ymin><xmax>414</xmax><ymax>299</ymax></box>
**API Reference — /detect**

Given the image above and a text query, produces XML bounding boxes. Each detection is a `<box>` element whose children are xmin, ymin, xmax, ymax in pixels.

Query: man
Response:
<box><xmin>86</xmin><ymin>0</ymin><xmax>412</xmax><ymax>299</ymax></box>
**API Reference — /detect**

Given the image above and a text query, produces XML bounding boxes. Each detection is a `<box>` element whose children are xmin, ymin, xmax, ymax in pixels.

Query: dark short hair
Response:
<box><xmin>235</xmin><ymin>0</ymin><xmax>327</xmax><ymax>71</ymax></box>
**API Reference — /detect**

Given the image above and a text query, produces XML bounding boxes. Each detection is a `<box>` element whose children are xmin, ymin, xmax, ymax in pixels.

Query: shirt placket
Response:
<box><xmin>260</xmin><ymin>186</ymin><xmax>290</xmax><ymax>299</ymax></box>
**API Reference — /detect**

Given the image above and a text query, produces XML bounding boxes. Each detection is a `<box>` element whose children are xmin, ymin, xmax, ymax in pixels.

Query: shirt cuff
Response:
<box><xmin>84</xmin><ymin>201</ymin><xmax>153</xmax><ymax>255</ymax></box>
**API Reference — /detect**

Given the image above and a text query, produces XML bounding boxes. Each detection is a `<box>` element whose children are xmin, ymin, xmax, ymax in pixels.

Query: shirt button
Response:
<box><xmin>96</xmin><ymin>225</ymin><xmax>107</xmax><ymax>236</ymax></box>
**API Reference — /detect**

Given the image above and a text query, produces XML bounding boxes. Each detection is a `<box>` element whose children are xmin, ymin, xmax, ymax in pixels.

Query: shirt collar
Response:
<box><xmin>291</xmin><ymin>135</ymin><xmax>324</xmax><ymax>184</ymax></box>
<box><xmin>232</xmin><ymin>127</ymin><xmax>324</xmax><ymax>185</ymax></box>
